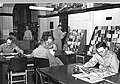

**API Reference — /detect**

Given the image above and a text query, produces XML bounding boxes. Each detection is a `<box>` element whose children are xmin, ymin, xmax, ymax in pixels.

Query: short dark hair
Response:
<box><xmin>6</xmin><ymin>37</ymin><xmax>13</xmax><ymax>41</ymax></box>
<box><xmin>96</xmin><ymin>42</ymin><xmax>108</xmax><ymax>49</ymax></box>
<box><xmin>9</xmin><ymin>32</ymin><xmax>14</xmax><ymax>36</ymax></box>
<box><xmin>58</xmin><ymin>25</ymin><xmax>62</xmax><ymax>27</ymax></box>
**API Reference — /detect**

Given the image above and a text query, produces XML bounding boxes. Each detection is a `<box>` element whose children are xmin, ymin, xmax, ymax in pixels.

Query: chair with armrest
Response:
<box><xmin>8</xmin><ymin>56</ymin><xmax>27</xmax><ymax>84</ymax></box>
<box><xmin>34</xmin><ymin>57</ymin><xmax>52</xmax><ymax>84</ymax></box>
<box><xmin>76</xmin><ymin>54</ymin><xmax>85</xmax><ymax>64</ymax></box>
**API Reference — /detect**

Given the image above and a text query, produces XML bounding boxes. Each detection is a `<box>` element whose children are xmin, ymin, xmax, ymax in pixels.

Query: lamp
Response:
<box><xmin>0</xmin><ymin>3</ymin><xmax>3</xmax><ymax>8</ymax></box>
<box><xmin>29</xmin><ymin>6</ymin><xmax>54</xmax><ymax>11</ymax></box>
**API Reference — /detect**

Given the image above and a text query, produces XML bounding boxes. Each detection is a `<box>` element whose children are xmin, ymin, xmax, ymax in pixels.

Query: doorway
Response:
<box><xmin>13</xmin><ymin>4</ymin><xmax>38</xmax><ymax>41</ymax></box>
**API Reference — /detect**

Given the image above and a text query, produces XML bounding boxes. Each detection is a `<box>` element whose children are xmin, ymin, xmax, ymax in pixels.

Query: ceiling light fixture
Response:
<box><xmin>29</xmin><ymin>6</ymin><xmax>54</xmax><ymax>11</ymax></box>
<box><xmin>0</xmin><ymin>3</ymin><xmax>3</xmax><ymax>8</ymax></box>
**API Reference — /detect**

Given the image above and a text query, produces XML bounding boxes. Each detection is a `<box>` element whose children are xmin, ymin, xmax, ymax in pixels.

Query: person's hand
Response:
<box><xmin>64</xmin><ymin>32</ymin><xmax>67</xmax><ymax>34</ymax></box>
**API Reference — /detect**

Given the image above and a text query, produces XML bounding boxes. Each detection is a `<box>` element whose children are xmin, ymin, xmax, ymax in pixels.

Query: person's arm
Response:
<box><xmin>84</xmin><ymin>54</ymin><xmax>98</xmax><ymax>67</ymax></box>
<box><xmin>59</xmin><ymin>30</ymin><xmax>66</xmax><ymax>39</ymax></box>
<box><xmin>107</xmin><ymin>54</ymin><xmax>119</xmax><ymax>73</ymax></box>
<box><xmin>30</xmin><ymin>50</ymin><xmax>35</xmax><ymax>57</ymax></box>
<box><xmin>29</xmin><ymin>30</ymin><xmax>32</xmax><ymax>40</ymax></box>
<box><xmin>13</xmin><ymin>44</ymin><xmax>24</xmax><ymax>54</ymax></box>
<box><xmin>46</xmin><ymin>49</ymin><xmax>56</xmax><ymax>67</ymax></box>
<box><xmin>52</xmin><ymin>44</ymin><xmax>57</xmax><ymax>51</ymax></box>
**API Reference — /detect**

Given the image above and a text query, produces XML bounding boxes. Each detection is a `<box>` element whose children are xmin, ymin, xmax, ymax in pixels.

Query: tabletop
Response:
<box><xmin>37</xmin><ymin>63</ymin><xmax>120</xmax><ymax>84</ymax></box>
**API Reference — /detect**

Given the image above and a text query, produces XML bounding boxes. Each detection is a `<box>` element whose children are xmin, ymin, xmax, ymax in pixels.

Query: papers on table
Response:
<box><xmin>72</xmin><ymin>73</ymin><xmax>105</xmax><ymax>83</ymax></box>
<box><xmin>10</xmin><ymin>53</ymin><xmax>18</xmax><ymax>55</ymax></box>
<box><xmin>3</xmin><ymin>56</ymin><xmax>15</xmax><ymax>59</ymax></box>
<box><xmin>72</xmin><ymin>67</ymin><xmax>116</xmax><ymax>83</ymax></box>
<box><xmin>65</xmin><ymin>51</ymin><xmax>74</xmax><ymax>54</ymax></box>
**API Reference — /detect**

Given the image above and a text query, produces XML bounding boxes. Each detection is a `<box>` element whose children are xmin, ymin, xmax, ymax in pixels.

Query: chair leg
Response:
<box><xmin>35</xmin><ymin>71</ymin><xmax>38</xmax><ymax>84</ymax></box>
<box><xmin>39</xmin><ymin>73</ymin><xmax>44</xmax><ymax>84</ymax></box>
<box><xmin>8</xmin><ymin>73</ymin><xmax>9</xmax><ymax>84</ymax></box>
<box><xmin>26</xmin><ymin>70</ymin><xmax>27</xmax><ymax>84</ymax></box>
<box><xmin>10</xmin><ymin>72</ymin><xmax>12</xmax><ymax>84</ymax></box>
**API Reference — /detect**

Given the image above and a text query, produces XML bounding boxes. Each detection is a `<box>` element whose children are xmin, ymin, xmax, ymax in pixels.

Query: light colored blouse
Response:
<box><xmin>23</xmin><ymin>30</ymin><xmax>32</xmax><ymax>40</ymax></box>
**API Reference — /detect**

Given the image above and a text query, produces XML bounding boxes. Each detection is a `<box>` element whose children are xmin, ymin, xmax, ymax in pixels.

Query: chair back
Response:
<box><xmin>9</xmin><ymin>57</ymin><xmax>27</xmax><ymax>72</ymax></box>
<box><xmin>34</xmin><ymin>57</ymin><xmax>49</xmax><ymax>68</ymax></box>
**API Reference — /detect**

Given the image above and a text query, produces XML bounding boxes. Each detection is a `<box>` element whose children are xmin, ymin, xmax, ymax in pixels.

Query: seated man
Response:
<box><xmin>83</xmin><ymin>42</ymin><xmax>119</xmax><ymax>73</ymax></box>
<box><xmin>31</xmin><ymin>39</ymin><xmax>63</xmax><ymax>67</ymax></box>
<box><xmin>0</xmin><ymin>37</ymin><xmax>23</xmax><ymax>54</ymax></box>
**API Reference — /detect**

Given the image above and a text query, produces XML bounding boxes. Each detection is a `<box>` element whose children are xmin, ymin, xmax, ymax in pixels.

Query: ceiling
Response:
<box><xmin>1</xmin><ymin>3</ymin><xmax>120</xmax><ymax>16</ymax></box>
<box><xmin>37</xmin><ymin>3</ymin><xmax>120</xmax><ymax>15</ymax></box>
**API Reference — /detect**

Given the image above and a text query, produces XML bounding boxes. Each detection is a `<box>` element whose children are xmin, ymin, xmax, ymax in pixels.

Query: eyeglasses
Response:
<box><xmin>96</xmin><ymin>50</ymin><xmax>104</xmax><ymax>54</ymax></box>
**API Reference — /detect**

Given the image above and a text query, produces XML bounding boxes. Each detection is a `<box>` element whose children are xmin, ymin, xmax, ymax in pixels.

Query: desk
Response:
<box><xmin>36</xmin><ymin>63</ymin><xmax>120</xmax><ymax>84</ymax></box>
<box><xmin>0</xmin><ymin>55</ymin><xmax>34</xmax><ymax>84</ymax></box>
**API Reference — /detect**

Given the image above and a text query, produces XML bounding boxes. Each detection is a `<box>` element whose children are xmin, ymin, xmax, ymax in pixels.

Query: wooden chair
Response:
<box><xmin>8</xmin><ymin>57</ymin><xmax>27</xmax><ymax>84</ymax></box>
<box><xmin>76</xmin><ymin>54</ymin><xmax>85</xmax><ymax>64</ymax></box>
<box><xmin>34</xmin><ymin>57</ymin><xmax>52</xmax><ymax>84</ymax></box>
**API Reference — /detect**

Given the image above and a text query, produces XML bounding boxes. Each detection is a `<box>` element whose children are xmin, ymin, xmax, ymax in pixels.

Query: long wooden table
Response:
<box><xmin>36</xmin><ymin>63</ymin><xmax>120</xmax><ymax>84</ymax></box>
<box><xmin>0</xmin><ymin>54</ymin><xmax>34</xmax><ymax>84</ymax></box>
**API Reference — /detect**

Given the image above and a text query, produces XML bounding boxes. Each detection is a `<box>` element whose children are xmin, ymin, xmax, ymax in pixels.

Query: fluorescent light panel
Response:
<box><xmin>29</xmin><ymin>6</ymin><xmax>54</xmax><ymax>11</ymax></box>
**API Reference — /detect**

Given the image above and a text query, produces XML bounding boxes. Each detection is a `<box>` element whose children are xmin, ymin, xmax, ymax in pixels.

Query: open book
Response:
<box><xmin>72</xmin><ymin>67</ymin><xmax>116</xmax><ymax>83</ymax></box>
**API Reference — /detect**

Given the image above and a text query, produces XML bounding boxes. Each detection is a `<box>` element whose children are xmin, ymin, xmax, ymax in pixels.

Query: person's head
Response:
<box><xmin>6</xmin><ymin>37</ymin><xmax>13</xmax><ymax>46</ymax></box>
<box><xmin>47</xmin><ymin>36</ymin><xmax>53</xmax><ymax>43</ymax></box>
<box><xmin>9</xmin><ymin>32</ymin><xmax>14</xmax><ymax>36</ymax></box>
<box><xmin>39</xmin><ymin>39</ymin><xmax>46</xmax><ymax>47</ymax></box>
<box><xmin>26</xmin><ymin>26</ymin><xmax>29</xmax><ymax>30</ymax></box>
<box><xmin>9</xmin><ymin>32</ymin><xmax>16</xmax><ymax>40</ymax></box>
<box><xmin>96</xmin><ymin>42</ymin><xmax>108</xmax><ymax>57</ymax></box>
<box><xmin>57</xmin><ymin>25</ymin><xmax>62</xmax><ymax>30</ymax></box>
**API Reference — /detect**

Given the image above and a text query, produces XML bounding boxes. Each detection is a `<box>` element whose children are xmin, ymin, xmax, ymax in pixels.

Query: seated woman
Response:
<box><xmin>0</xmin><ymin>37</ymin><xmax>23</xmax><ymax>54</ymax></box>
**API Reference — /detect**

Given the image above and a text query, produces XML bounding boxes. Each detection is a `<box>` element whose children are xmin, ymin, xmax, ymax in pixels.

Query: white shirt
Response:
<box><xmin>84</xmin><ymin>51</ymin><xmax>119</xmax><ymax>73</ymax></box>
<box><xmin>23</xmin><ymin>30</ymin><xmax>32</xmax><ymax>40</ymax></box>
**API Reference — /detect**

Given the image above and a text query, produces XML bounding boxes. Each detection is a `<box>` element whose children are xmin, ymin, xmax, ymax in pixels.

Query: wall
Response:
<box><xmin>38</xmin><ymin>16</ymin><xmax>59</xmax><ymax>39</ymax></box>
<box><xmin>93</xmin><ymin>8</ymin><xmax>120</xmax><ymax>27</ymax></box>
<box><xmin>0</xmin><ymin>4</ymin><xmax>14</xmax><ymax>39</ymax></box>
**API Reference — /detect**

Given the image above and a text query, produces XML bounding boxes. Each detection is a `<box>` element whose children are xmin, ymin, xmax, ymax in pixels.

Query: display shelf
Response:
<box><xmin>63</xmin><ymin>29</ymin><xmax>87</xmax><ymax>54</ymax></box>
<box><xmin>41</xmin><ymin>30</ymin><xmax>53</xmax><ymax>41</ymax></box>
<box><xmin>88</xmin><ymin>26</ymin><xmax>120</xmax><ymax>55</ymax></box>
